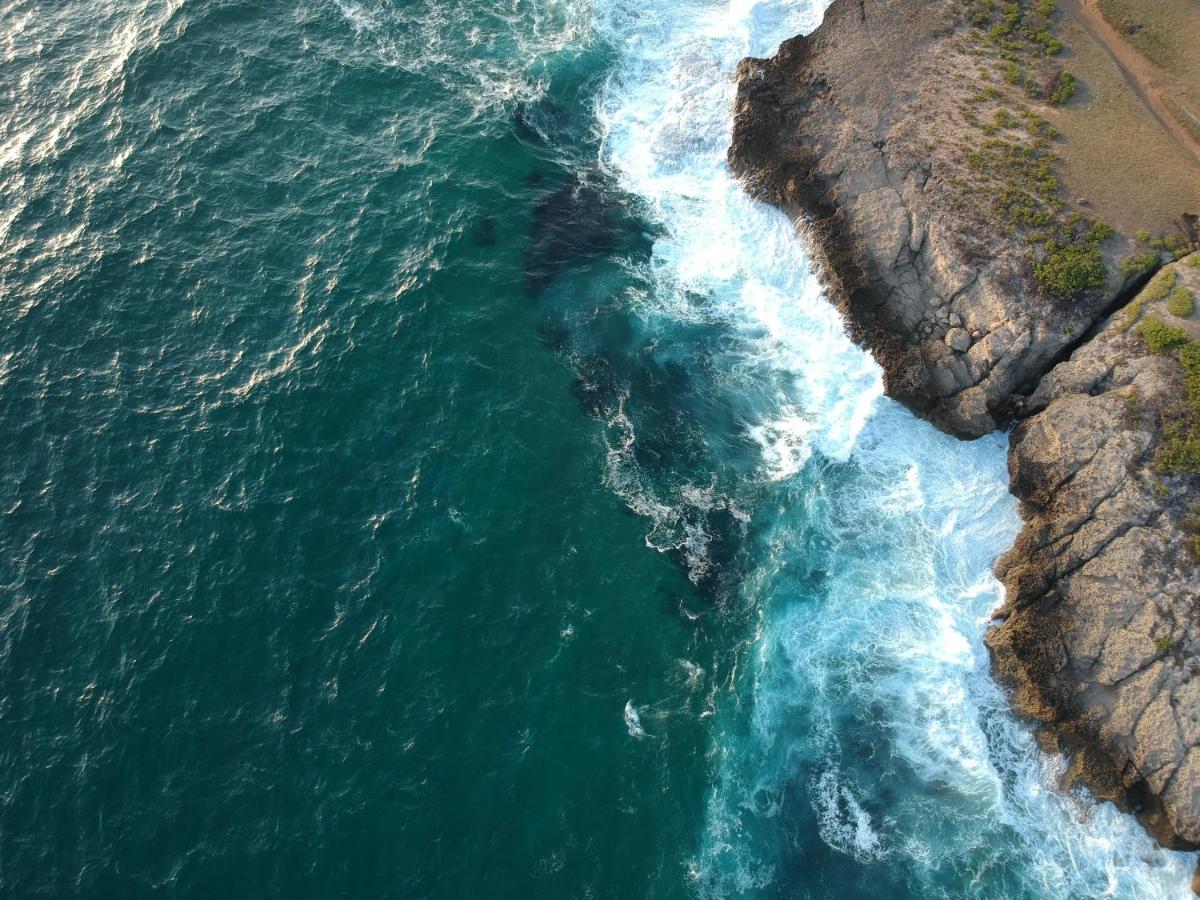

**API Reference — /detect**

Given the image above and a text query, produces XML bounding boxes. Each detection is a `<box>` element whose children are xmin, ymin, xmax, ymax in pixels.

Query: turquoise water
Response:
<box><xmin>0</xmin><ymin>0</ymin><xmax>1194</xmax><ymax>896</ymax></box>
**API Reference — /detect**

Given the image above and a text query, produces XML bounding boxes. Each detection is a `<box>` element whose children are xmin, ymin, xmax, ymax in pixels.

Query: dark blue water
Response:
<box><xmin>0</xmin><ymin>0</ymin><xmax>1194</xmax><ymax>895</ymax></box>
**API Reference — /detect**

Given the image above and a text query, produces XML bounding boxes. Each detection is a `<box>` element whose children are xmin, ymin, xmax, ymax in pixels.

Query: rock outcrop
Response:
<box><xmin>729</xmin><ymin>0</ymin><xmax>1200</xmax><ymax>863</ymax></box>
<box><xmin>728</xmin><ymin>0</ymin><xmax>1136</xmax><ymax>439</ymax></box>
<box><xmin>990</xmin><ymin>256</ymin><xmax>1200</xmax><ymax>849</ymax></box>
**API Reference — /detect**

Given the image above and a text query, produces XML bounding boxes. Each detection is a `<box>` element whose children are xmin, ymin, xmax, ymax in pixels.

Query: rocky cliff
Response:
<box><xmin>990</xmin><ymin>255</ymin><xmax>1200</xmax><ymax>851</ymax></box>
<box><xmin>729</xmin><ymin>0</ymin><xmax>1200</xmax><ymax>866</ymax></box>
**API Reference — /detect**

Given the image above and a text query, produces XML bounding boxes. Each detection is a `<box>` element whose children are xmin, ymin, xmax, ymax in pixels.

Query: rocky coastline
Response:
<box><xmin>729</xmin><ymin>0</ymin><xmax>1200</xmax><ymax>877</ymax></box>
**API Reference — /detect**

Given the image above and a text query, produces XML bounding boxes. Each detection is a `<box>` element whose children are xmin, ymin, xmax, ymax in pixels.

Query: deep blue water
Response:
<box><xmin>0</xmin><ymin>0</ymin><xmax>1195</xmax><ymax>896</ymax></box>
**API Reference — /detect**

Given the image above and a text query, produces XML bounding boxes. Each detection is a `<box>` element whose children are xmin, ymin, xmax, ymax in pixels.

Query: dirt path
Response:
<box><xmin>1060</xmin><ymin>0</ymin><xmax>1200</xmax><ymax>165</ymax></box>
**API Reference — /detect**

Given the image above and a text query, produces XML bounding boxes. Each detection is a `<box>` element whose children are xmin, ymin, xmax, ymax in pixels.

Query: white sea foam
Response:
<box><xmin>594</xmin><ymin>2</ymin><xmax>880</xmax><ymax>476</ymax></box>
<box><xmin>625</xmin><ymin>699</ymin><xmax>647</xmax><ymax>738</ymax></box>
<box><xmin>332</xmin><ymin>0</ymin><xmax>592</xmax><ymax>115</ymax></box>
<box><xmin>813</xmin><ymin>768</ymin><xmax>891</xmax><ymax>863</ymax></box>
<box><xmin>592</xmin><ymin>0</ymin><xmax>1198</xmax><ymax>895</ymax></box>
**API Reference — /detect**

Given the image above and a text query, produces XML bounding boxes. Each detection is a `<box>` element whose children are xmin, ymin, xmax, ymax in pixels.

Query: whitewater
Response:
<box><xmin>591</xmin><ymin>0</ymin><xmax>1197</xmax><ymax>895</ymax></box>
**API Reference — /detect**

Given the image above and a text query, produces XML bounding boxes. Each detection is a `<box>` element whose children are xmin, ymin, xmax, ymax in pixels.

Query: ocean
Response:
<box><xmin>0</xmin><ymin>0</ymin><xmax>1194</xmax><ymax>895</ymax></box>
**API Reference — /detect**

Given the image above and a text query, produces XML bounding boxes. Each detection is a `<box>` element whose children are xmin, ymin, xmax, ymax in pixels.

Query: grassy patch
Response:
<box><xmin>954</xmin><ymin>2</ymin><xmax>1115</xmax><ymax>299</ymax></box>
<box><xmin>1152</xmin><ymin>338</ymin><xmax>1200</xmax><ymax>475</ymax></box>
<box><xmin>1096</xmin><ymin>0</ymin><xmax>1177</xmax><ymax>69</ymax></box>
<box><xmin>1121</xmin><ymin>250</ymin><xmax>1162</xmax><ymax>279</ymax></box>
<box><xmin>1138</xmin><ymin>317</ymin><xmax>1190</xmax><ymax>353</ymax></box>
<box><xmin>1048</xmin><ymin>71</ymin><xmax>1078</xmax><ymax>104</ymax></box>
<box><xmin>1121</xmin><ymin>268</ymin><xmax>1178</xmax><ymax>330</ymax></box>
<box><xmin>1168</xmin><ymin>286</ymin><xmax>1196</xmax><ymax>317</ymax></box>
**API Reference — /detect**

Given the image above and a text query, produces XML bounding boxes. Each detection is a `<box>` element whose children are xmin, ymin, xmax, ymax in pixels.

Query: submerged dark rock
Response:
<box><xmin>472</xmin><ymin>216</ymin><xmax>497</xmax><ymax>247</ymax></box>
<box><xmin>569</xmin><ymin>351</ymin><xmax>621</xmax><ymax>419</ymax></box>
<box><xmin>525</xmin><ymin>177</ymin><xmax>617</xmax><ymax>296</ymax></box>
<box><xmin>524</xmin><ymin>174</ymin><xmax>644</xmax><ymax>297</ymax></box>
<box><xmin>514</xmin><ymin>98</ymin><xmax>571</xmax><ymax>145</ymax></box>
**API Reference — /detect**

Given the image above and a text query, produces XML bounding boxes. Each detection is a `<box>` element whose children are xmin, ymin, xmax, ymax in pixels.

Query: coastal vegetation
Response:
<box><xmin>1120</xmin><ymin>268</ymin><xmax>1176</xmax><ymax>331</ymax></box>
<box><xmin>1168</xmin><ymin>285</ymin><xmax>1196</xmax><ymax>318</ymax></box>
<box><xmin>954</xmin><ymin>0</ymin><xmax>1112</xmax><ymax>300</ymax></box>
<box><xmin>1136</xmin><ymin>229</ymin><xmax>1191</xmax><ymax>260</ymax></box>
<box><xmin>1121</xmin><ymin>251</ymin><xmax>1161</xmax><ymax>279</ymax></box>
<box><xmin>1133</xmin><ymin>268</ymin><xmax>1200</xmax><ymax>474</ymax></box>
<box><xmin>1155</xmin><ymin>336</ymin><xmax>1200</xmax><ymax>474</ymax></box>
<box><xmin>1047</xmin><ymin>71</ymin><xmax>1077</xmax><ymax>105</ymax></box>
<box><xmin>1137</xmin><ymin>317</ymin><xmax>1188</xmax><ymax>354</ymax></box>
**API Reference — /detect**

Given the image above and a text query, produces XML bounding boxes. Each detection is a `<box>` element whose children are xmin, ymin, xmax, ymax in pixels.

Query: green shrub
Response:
<box><xmin>1002</xmin><ymin>61</ymin><xmax>1023</xmax><ymax>85</ymax></box>
<box><xmin>1121</xmin><ymin>251</ymin><xmax>1161</xmax><ymax>279</ymax></box>
<box><xmin>968</xmin><ymin>84</ymin><xmax>1003</xmax><ymax>103</ymax></box>
<box><xmin>1156</xmin><ymin>341</ymin><xmax>1200</xmax><ymax>472</ymax></box>
<box><xmin>1146</xmin><ymin>268</ymin><xmax>1178</xmax><ymax>301</ymax></box>
<box><xmin>1180</xmin><ymin>342</ymin><xmax>1200</xmax><ymax>401</ymax></box>
<box><xmin>1168</xmin><ymin>286</ymin><xmax>1196</xmax><ymax>318</ymax></box>
<box><xmin>1138</xmin><ymin>317</ymin><xmax>1190</xmax><ymax>353</ymax></box>
<box><xmin>1120</xmin><ymin>269</ymin><xmax>1179</xmax><ymax>331</ymax></box>
<box><xmin>1035</xmin><ymin>242</ymin><xmax>1108</xmax><ymax>299</ymax></box>
<box><xmin>1030</xmin><ymin>216</ymin><xmax>1113</xmax><ymax>299</ymax></box>
<box><xmin>993</xmin><ymin>108</ymin><xmax>1020</xmax><ymax>129</ymax></box>
<box><xmin>1049</xmin><ymin>71</ymin><xmax>1077</xmax><ymax>104</ymax></box>
<box><xmin>968</xmin><ymin>0</ymin><xmax>997</xmax><ymax>27</ymax></box>
<box><xmin>1159</xmin><ymin>436</ymin><xmax>1200</xmax><ymax>473</ymax></box>
<box><xmin>1022</xmin><ymin>110</ymin><xmax>1058</xmax><ymax>138</ymax></box>
<box><xmin>1155</xmin><ymin>637</ymin><xmax>1174</xmax><ymax>652</ymax></box>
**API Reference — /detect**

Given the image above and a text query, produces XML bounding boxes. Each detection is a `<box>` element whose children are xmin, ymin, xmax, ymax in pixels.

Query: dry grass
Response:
<box><xmin>1048</xmin><ymin>10</ymin><xmax>1200</xmax><ymax>234</ymax></box>
<box><xmin>1095</xmin><ymin>0</ymin><xmax>1200</xmax><ymax>151</ymax></box>
<box><xmin>1096</xmin><ymin>0</ymin><xmax>1200</xmax><ymax>83</ymax></box>
<box><xmin>1168</xmin><ymin>97</ymin><xmax>1200</xmax><ymax>145</ymax></box>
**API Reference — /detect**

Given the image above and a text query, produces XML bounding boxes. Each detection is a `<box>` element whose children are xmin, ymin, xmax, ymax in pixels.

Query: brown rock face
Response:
<box><xmin>729</xmin><ymin>0</ymin><xmax>1200</xmax><ymax>859</ymax></box>
<box><xmin>990</xmin><ymin>257</ymin><xmax>1200</xmax><ymax>850</ymax></box>
<box><xmin>728</xmin><ymin>0</ymin><xmax>1132</xmax><ymax>439</ymax></box>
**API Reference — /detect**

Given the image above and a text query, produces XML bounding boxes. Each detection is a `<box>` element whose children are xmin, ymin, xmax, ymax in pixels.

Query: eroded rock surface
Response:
<box><xmin>990</xmin><ymin>257</ymin><xmax>1200</xmax><ymax>849</ymax></box>
<box><xmin>729</xmin><ymin>0</ymin><xmax>1200</xmax><ymax>859</ymax></box>
<box><xmin>729</xmin><ymin>0</ymin><xmax>1135</xmax><ymax>439</ymax></box>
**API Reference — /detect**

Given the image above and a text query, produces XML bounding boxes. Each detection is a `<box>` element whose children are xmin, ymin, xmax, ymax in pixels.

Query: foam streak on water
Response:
<box><xmin>591</xmin><ymin>0</ymin><xmax>1197</xmax><ymax>895</ymax></box>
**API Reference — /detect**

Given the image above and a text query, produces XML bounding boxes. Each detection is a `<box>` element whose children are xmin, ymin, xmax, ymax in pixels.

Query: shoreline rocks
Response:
<box><xmin>990</xmin><ymin>255</ymin><xmax>1200</xmax><ymax>851</ymax></box>
<box><xmin>729</xmin><ymin>0</ymin><xmax>1200</xmax><ymax>865</ymax></box>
